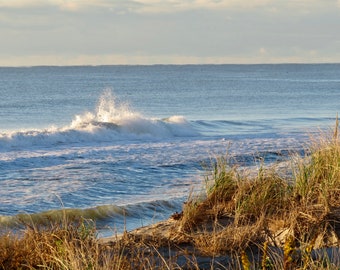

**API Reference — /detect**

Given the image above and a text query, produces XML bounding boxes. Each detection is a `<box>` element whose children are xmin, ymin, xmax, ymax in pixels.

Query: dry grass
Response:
<box><xmin>2</xmin><ymin>120</ymin><xmax>340</xmax><ymax>269</ymax></box>
<box><xmin>173</xmin><ymin>119</ymin><xmax>340</xmax><ymax>268</ymax></box>
<box><xmin>0</xmin><ymin>218</ymin><xmax>101</xmax><ymax>269</ymax></box>
<box><xmin>0</xmin><ymin>217</ymin><xmax>180</xmax><ymax>270</ymax></box>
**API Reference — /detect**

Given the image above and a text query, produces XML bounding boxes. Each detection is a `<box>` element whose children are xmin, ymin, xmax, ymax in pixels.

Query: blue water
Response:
<box><xmin>0</xmin><ymin>64</ymin><xmax>339</xmax><ymax>236</ymax></box>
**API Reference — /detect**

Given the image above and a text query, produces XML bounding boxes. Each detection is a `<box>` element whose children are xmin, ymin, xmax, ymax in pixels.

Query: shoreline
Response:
<box><xmin>99</xmin><ymin>125</ymin><xmax>340</xmax><ymax>268</ymax></box>
<box><xmin>2</xmin><ymin>123</ymin><xmax>340</xmax><ymax>269</ymax></box>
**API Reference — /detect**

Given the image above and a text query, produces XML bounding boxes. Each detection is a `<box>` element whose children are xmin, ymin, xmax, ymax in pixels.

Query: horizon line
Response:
<box><xmin>1</xmin><ymin>62</ymin><xmax>340</xmax><ymax>68</ymax></box>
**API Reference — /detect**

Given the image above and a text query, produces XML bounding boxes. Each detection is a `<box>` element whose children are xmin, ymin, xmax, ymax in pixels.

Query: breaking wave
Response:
<box><xmin>0</xmin><ymin>91</ymin><xmax>198</xmax><ymax>150</ymax></box>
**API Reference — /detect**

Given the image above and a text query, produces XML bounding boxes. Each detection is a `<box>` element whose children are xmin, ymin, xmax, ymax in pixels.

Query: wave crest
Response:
<box><xmin>0</xmin><ymin>91</ymin><xmax>198</xmax><ymax>149</ymax></box>
<box><xmin>71</xmin><ymin>90</ymin><xmax>140</xmax><ymax>129</ymax></box>
<box><xmin>0</xmin><ymin>199</ymin><xmax>182</xmax><ymax>233</ymax></box>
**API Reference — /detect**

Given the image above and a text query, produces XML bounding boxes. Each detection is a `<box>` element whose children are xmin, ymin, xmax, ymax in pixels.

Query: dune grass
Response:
<box><xmin>176</xmin><ymin>119</ymin><xmax>340</xmax><ymax>268</ymax></box>
<box><xmin>0</xmin><ymin>217</ymin><xmax>181</xmax><ymax>270</ymax></box>
<box><xmin>1</xmin><ymin>120</ymin><xmax>340</xmax><ymax>269</ymax></box>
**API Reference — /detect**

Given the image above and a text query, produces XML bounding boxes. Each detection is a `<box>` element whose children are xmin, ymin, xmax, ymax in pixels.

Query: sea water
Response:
<box><xmin>0</xmin><ymin>64</ymin><xmax>339</xmax><ymax>236</ymax></box>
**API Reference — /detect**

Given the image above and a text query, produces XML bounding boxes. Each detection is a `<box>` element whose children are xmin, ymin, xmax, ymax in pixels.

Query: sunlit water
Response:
<box><xmin>0</xmin><ymin>64</ymin><xmax>339</xmax><ymax>236</ymax></box>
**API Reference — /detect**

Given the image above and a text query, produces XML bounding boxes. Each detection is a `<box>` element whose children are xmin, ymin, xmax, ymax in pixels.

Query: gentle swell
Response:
<box><xmin>0</xmin><ymin>199</ymin><xmax>182</xmax><ymax>230</ymax></box>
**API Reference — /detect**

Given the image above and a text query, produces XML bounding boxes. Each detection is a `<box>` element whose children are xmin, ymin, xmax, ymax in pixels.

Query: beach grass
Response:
<box><xmin>1</xmin><ymin>120</ymin><xmax>340</xmax><ymax>269</ymax></box>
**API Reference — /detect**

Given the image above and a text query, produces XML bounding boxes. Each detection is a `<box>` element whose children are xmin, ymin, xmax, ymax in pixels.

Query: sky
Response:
<box><xmin>0</xmin><ymin>0</ymin><xmax>339</xmax><ymax>66</ymax></box>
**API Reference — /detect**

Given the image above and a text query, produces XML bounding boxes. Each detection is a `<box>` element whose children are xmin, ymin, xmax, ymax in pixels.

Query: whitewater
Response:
<box><xmin>0</xmin><ymin>64</ymin><xmax>339</xmax><ymax>237</ymax></box>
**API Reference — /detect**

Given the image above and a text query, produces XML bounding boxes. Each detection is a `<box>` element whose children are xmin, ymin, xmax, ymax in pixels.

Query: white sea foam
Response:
<box><xmin>0</xmin><ymin>91</ymin><xmax>198</xmax><ymax>150</ymax></box>
<box><xmin>0</xmin><ymin>98</ymin><xmax>307</xmax><ymax>236</ymax></box>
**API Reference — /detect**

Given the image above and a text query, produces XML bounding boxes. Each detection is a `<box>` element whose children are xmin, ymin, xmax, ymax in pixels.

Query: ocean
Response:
<box><xmin>0</xmin><ymin>64</ymin><xmax>339</xmax><ymax>237</ymax></box>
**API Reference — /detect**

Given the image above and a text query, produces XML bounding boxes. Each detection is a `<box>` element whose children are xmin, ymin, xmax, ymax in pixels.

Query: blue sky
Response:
<box><xmin>0</xmin><ymin>0</ymin><xmax>339</xmax><ymax>66</ymax></box>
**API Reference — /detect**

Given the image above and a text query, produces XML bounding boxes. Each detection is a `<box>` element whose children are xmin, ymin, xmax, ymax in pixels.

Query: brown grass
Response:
<box><xmin>0</xmin><ymin>217</ymin><xmax>181</xmax><ymax>270</ymax></box>
<box><xmin>2</xmin><ymin>120</ymin><xmax>340</xmax><ymax>269</ymax></box>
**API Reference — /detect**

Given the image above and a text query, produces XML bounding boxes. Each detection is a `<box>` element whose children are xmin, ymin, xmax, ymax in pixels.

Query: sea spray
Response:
<box><xmin>70</xmin><ymin>90</ymin><xmax>139</xmax><ymax>129</ymax></box>
<box><xmin>0</xmin><ymin>91</ymin><xmax>198</xmax><ymax>150</ymax></box>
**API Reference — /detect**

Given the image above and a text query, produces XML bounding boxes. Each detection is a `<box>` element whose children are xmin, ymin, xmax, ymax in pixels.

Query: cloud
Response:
<box><xmin>259</xmin><ymin>48</ymin><xmax>267</xmax><ymax>55</ymax></box>
<box><xmin>1</xmin><ymin>0</ymin><xmax>339</xmax><ymax>66</ymax></box>
<box><xmin>0</xmin><ymin>0</ymin><xmax>106</xmax><ymax>11</ymax></box>
<box><xmin>0</xmin><ymin>0</ymin><xmax>145</xmax><ymax>14</ymax></box>
<box><xmin>1</xmin><ymin>0</ymin><xmax>331</xmax><ymax>14</ymax></box>
<box><xmin>0</xmin><ymin>0</ymin><xmax>42</xmax><ymax>7</ymax></box>
<box><xmin>131</xmin><ymin>0</ymin><xmax>274</xmax><ymax>13</ymax></box>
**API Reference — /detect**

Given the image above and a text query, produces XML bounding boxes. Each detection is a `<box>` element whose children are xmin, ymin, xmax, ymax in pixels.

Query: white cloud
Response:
<box><xmin>0</xmin><ymin>0</ymin><xmax>109</xmax><ymax>10</ymax></box>
<box><xmin>0</xmin><ymin>0</ymin><xmax>43</xmax><ymax>7</ymax></box>
<box><xmin>259</xmin><ymin>48</ymin><xmax>267</xmax><ymax>55</ymax></box>
<box><xmin>132</xmin><ymin>0</ymin><xmax>274</xmax><ymax>13</ymax></box>
<box><xmin>0</xmin><ymin>0</ymin><xmax>339</xmax><ymax>66</ymax></box>
<box><xmin>1</xmin><ymin>0</ymin><xmax>330</xmax><ymax>13</ymax></box>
